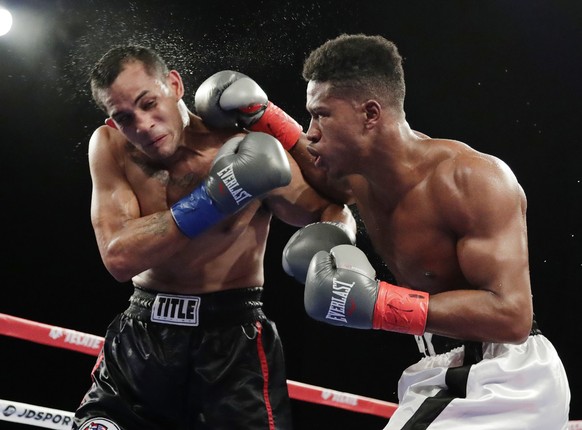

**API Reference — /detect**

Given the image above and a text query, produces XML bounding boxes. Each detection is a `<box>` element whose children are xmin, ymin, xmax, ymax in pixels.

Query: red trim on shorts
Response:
<box><xmin>255</xmin><ymin>321</ymin><xmax>275</xmax><ymax>430</ymax></box>
<box><xmin>90</xmin><ymin>349</ymin><xmax>104</xmax><ymax>382</ymax></box>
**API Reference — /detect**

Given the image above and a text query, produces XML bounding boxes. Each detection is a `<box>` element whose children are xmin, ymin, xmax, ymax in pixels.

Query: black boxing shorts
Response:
<box><xmin>72</xmin><ymin>286</ymin><xmax>293</xmax><ymax>430</ymax></box>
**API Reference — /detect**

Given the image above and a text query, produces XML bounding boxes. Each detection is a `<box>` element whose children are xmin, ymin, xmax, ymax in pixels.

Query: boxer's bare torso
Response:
<box><xmin>89</xmin><ymin>62</ymin><xmax>353</xmax><ymax>295</ymax></box>
<box><xmin>349</xmin><ymin>137</ymin><xmax>528</xmax><ymax>297</ymax></box>
<box><xmin>91</xmin><ymin>115</ymin><xmax>341</xmax><ymax>294</ymax></box>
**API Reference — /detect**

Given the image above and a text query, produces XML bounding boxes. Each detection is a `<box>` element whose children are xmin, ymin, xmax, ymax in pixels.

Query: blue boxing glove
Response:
<box><xmin>171</xmin><ymin>132</ymin><xmax>291</xmax><ymax>238</ymax></box>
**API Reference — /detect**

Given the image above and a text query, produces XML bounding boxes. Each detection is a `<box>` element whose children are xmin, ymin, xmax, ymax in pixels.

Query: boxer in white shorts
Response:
<box><xmin>385</xmin><ymin>329</ymin><xmax>570</xmax><ymax>429</ymax></box>
<box><xmin>281</xmin><ymin>33</ymin><xmax>572</xmax><ymax>428</ymax></box>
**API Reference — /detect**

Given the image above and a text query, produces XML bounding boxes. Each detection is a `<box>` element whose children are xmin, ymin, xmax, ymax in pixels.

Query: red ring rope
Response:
<box><xmin>0</xmin><ymin>312</ymin><xmax>397</xmax><ymax>418</ymax></box>
<box><xmin>2</xmin><ymin>312</ymin><xmax>580</xmax><ymax>428</ymax></box>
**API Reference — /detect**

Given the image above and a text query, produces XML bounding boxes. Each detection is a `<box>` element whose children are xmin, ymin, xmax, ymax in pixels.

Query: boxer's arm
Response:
<box><xmin>263</xmin><ymin>151</ymin><xmax>356</xmax><ymax>270</ymax></box>
<box><xmin>88</xmin><ymin>126</ymin><xmax>190</xmax><ymax>282</ymax></box>
<box><xmin>423</xmin><ymin>155</ymin><xmax>533</xmax><ymax>343</ymax></box>
<box><xmin>263</xmin><ymin>151</ymin><xmax>355</xmax><ymax>229</ymax></box>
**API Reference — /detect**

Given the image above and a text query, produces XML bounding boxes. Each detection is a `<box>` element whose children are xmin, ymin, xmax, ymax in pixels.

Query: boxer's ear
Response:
<box><xmin>105</xmin><ymin>118</ymin><xmax>118</xmax><ymax>129</ymax></box>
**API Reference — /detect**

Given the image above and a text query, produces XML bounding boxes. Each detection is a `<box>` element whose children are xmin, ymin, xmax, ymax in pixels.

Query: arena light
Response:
<box><xmin>0</xmin><ymin>6</ymin><xmax>12</xmax><ymax>36</ymax></box>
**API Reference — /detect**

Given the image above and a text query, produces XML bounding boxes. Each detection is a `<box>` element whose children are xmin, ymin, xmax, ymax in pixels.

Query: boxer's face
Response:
<box><xmin>100</xmin><ymin>61</ymin><xmax>186</xmax><ymax>161</ymax></box>
<box><xmin>305</xmin><ymin>80</ymin><xmax>364</xmax><ymax>179</ymax></box>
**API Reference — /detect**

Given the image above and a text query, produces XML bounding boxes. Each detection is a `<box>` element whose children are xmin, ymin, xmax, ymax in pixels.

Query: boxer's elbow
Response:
<box><xmin>100</xmin><ymin>241</ymin><xmax>136</xmax><ymax>282</ymax></box>
<box><xmin>499</xmin><ymin>302</ymin><xmax>533</xmax><ymax>344</ymax></box>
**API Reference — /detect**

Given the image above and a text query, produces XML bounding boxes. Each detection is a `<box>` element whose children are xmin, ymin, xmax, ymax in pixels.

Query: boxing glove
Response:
<box><xmin>195</xmin><ymin>70</ymin><xmax>302</xmax><ymax>150</ymax></box>
<box><xmin>282</xmin><ymin>222</ymin><xmax>356</xmax><ymax>284</ymax></box>
<box><xmin>171</xmin><ymin>132</ymin><xmax>291</xmax><ymax>238</ymax></box>
<box><xmin>305</xmin><ymin>244</ymin><xmax>429</xmax><ymax>335</ymax></box>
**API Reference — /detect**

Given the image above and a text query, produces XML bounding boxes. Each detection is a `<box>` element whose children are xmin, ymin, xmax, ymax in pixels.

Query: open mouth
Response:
<box><xmin>313</xmin><ymin>155</ymin><xmax>322</xmax><ymax>168</ymax></box>
<box><xmin>306</xmin><ymin>144</ymin><xmax>322</xmax><ymax>166</ymax></box>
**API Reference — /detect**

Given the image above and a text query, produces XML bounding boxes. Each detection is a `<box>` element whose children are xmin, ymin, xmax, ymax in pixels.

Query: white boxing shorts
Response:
<box><xmin>385</xmin><ymin>333</ymin><xmax>570</xmax><ymax>429</ymax></box>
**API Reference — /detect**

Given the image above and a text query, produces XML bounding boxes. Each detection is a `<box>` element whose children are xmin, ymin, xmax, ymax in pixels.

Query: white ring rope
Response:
<box><xmin>0</xmin><ymin>399</ymin><xmax>74</xmax><ymax>430</ymax></box>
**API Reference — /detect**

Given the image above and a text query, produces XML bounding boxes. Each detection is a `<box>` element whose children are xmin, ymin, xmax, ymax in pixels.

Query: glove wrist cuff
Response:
<box><xmin>372</xmin><ymin>281</ymin><xmax>429</xmax><ymax>335</ymax></box>
<box><xmin>170</xmin><ymin>184</ymin><xmax>225</xmax><ymax>238</ymax></box>
<box><xmin>248</xmin><ymin>102</ymin><xmax>302</xmax><ymax>150</ymax></box>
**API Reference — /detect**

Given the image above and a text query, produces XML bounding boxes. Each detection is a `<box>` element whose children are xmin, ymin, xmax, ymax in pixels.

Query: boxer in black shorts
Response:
<box><xmin>75</xmin><ymin>287</ymin><xmax>290</xmax><ymax>429</ymax></box>
<box><xmin>73</xmin><ymin>45</ymin><xmax>356</xmax><ymax>429</ymax></box>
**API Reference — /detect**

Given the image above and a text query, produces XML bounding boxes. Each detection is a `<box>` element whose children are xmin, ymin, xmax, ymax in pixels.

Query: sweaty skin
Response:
<box><xmin>89</xmin><ymin>62</ymin><xmax>354</xmax><ymax>294</ymax></box>
<box><xmin>300</xmin><ymin>80</ymin><xmax>533</xmax><ymax>344</ymax></box>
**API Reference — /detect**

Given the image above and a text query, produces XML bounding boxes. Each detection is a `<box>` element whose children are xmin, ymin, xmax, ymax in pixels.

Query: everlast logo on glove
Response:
<box><xmin>325</xmin><ymin>278</ymin><xmax>355</xmax><ymax>323</ymax></box>
<box><xmin>151</xmin><ymin>294</ymin><xmax>201</xmax><ymax>326</ymax></box>
<box><xmin>217</xmin><ymin>163</ymin><xmax>252</xmax><ymax>206</ymax></box>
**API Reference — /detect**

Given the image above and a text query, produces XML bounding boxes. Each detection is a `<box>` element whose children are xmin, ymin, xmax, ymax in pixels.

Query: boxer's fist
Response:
<box><xmin>195</xmin><ymin>70</ymin><xmax>302</xmax><ymax>150</ymax></box>
<box><xmin>305</xmin><ymin>244</ymin><xmax>378</xmax><ymax>329</ymax></box>
<box><xmin>171</xmin><ymin>132</ymin><xmax>291</xmax><ymax>238</ymax></box>
<box><xmin>195</xmin><ymin>70</ymin><xmax>267</xmax><ymax>129</ymax></box>
<box><xmin>304</xmin><ymin>244</ymin><xmax>429</xmax><ymax>335</ymax></box>
<box><xmin>282</xmin><ymin>222</ymin><xmax>356</xmax><ymax>284</ymax></box>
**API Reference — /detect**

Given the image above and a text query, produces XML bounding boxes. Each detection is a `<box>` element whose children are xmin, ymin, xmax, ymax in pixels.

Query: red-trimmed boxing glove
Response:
<box><xmin>194</xmin><ymin>70</ymin><xmax>302</xmax><ymax>151</ymax></box>
<box><xmin>304</xmin><ymin>244</ymin><xmax>429</xmax><ymax>336</ymax></box>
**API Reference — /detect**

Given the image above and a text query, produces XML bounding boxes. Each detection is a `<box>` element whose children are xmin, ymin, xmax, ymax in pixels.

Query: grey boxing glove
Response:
<box><xmin>195</xmin><ymin>70</ymin><xmax>302</xmax><ymax>150</ymax></box>
<box><xmin>305</xmin><ymin>244</ymin><xmax>429</xmax><ymax>335</ymax></box>
<box><xmin>171</xmin><ymin>132</ymin><xmax>291</xmax><ymax>238</ymax></box>
<box><xmin>282</xmin><ymin>222</ymin><xmax>356</xmax><ymax>284</ymax></box>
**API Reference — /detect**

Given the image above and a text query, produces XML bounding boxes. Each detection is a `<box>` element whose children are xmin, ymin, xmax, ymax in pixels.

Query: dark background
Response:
<box><xmin>1</xmin><ymin>0</ymin><xmax>581</xmax><ymax>428</ymax></box>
